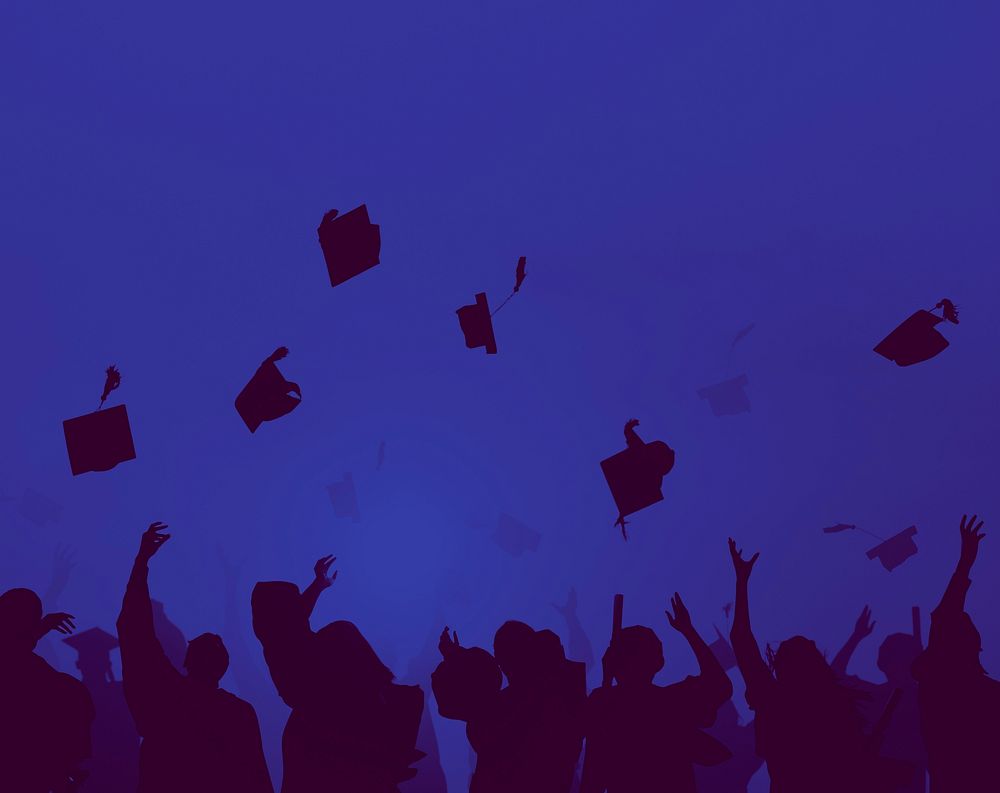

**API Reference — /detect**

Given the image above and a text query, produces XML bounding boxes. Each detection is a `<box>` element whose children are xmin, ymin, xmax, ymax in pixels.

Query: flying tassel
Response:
<box><xmin>99</xmin><ymin>366</ymin><xmax>121</xmax><ymax>410</ymax></box>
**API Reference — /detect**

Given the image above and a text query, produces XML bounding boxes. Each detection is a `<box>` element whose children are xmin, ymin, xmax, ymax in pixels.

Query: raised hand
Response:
<box><xmin>728</xmin><ymin>537</ymin><xmax>760</xmax><ymax>580</ymax></box>
<box><xmin>852</xmin><ymin>605</ymin><xmax>876</xmax><ymax>640</ymax></box>
<box><xmin>137</xmin><ymin>522</ymin><xmax>170</xmax><ymax>562</ymax></box>
<box><xmin>438</xmin><ymin>626</ymin><xmax>460</xmax><ymax>659</ymax></box>
<box><xmin>665</xmin><ymin>592</ymin><xmax>694</xmax><ymax>635</ymax></box>
<box><xmin>39</xmin><ymin>611</ymin><xmax>76</xmax><ymax>637</ymax></box>
<box><xmin>959</xmin><ymin>513</ymin><xmax>986</xmax><ymax>570</ymax></box>
<box><xmin>313</xmin><ymin>555</ymin><xmax>337</xmax><ymax>589</ymax></box>
<box><xmin>268</xmin><ymin>346</ymin><xmax>289</xmax><ymax>363</ymax></box>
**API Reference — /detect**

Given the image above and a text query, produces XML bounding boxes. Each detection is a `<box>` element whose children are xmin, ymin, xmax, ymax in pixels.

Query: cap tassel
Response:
<box><xmin>99</xmin><ymin>366</ymin><xmax>121</xmax><ymax>410</ymax></box>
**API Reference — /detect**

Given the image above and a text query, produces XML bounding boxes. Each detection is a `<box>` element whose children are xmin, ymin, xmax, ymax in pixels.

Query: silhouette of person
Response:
<box><xmin>252</xmin><ymin>555</ymin><xmax>425</xmax><ymax>793</ymax></box>
<box><xmin>912</xmin><ymin>514</ymin><xmax>1000</xmax><ymax>793</ymax></box>
<box><xmin>63</xmin><ymin>627</ymin><xmax>141</xmax><ymax>793</ymax></box>
<box><xmin>580</xmin><ymin>593</ymin><xmax>734</xmax><ymax>793</ymax></box>
<box><xmin>0</xmin><ymin>587</ymin><xmax>94</xmax><ymax>792</ymax></box>
<box><xmin>400</xmin><ymin>626</ymin><xmax>450</xmax><ymax>793</ymax></box>
<box><xmin>693</xmin><ymin>699</ymin><xmax>764</xmax><ymax>793</ymax></box>
<box><xmin>727</xmin><ymin>539</ymin><xmax>909</xmax><ymax>793</ymax></box>
<box><xmin>35</xmin><ymin>545</ymin><xmax>77</xmax><ymax>673</ymax></box>
<box><xmin>433</xmin><ymin>620</ymin><xmax>587</xmax><ymax>793</ymax></box>
<box><xmin>117</xmin><ymin>522</ymin><xmax>273</xmax><ymax>793</ymax></box>
<box><xmin>831</xmin><ymin>606</ymin><xmax>927</xmax><ymax>793</ymax></box>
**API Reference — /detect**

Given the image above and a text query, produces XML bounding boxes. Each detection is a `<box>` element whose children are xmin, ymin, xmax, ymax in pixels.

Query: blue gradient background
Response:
<box><xmin>3</xmin><ymin>1</ymin><xmax>999</xmax><ymax>789</ymax></box>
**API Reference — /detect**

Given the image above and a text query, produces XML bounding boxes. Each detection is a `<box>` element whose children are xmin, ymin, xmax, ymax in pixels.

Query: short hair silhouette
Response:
<box><xmin>184</xmin><ymin>633</ymin><xmax>230</xmax><ymax>684</ymax></box>
<box><xmin>493</xmin><ymin>620</ymin><xmax>537</xmax><ymax>683</ymax></box>
<box><xmin>614</xmin><ymin>625</ymin><xmax>665</xmax><ymax>684</ymax></box>
<box><xmin>877</xmin><ymin>633</ymin><xmax>922</xmax><ymax>682</ymax></box>
<box><xmin>315</xmin><ymin>619</ymin><xmax>394</xmax><ymax>687</ymax></box>
<box><xmin>0</xmin><ymin>587</ymin><xmax>43</xmax><ymax>650</ymax></box>
<box><xmin>771</xmin><ymin>635</ymin><xmax>836</xmax><ymax>686</ymax></box>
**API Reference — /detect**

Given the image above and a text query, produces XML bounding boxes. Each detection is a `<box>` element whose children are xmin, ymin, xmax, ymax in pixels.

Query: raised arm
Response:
<box><xmin>553</xmin><ymin>588</ymin><xmax>596</xmax><ymax>670</ymax></box>
<box><xmin>666</xmin><ymin>593</ymin><xmax>734</xmax><ymax>712</ymax></box>
<box><xmin>935</xmin><ymin>514</ymin><xmax>984</xmax><ymax>618</ymax></box>
<box><xmin>116</xmin><ymin>523</ymin><xmax>182</xmax><ymax>732</ymax></box>
<box><xmin>301</xmin><ymin>555</ymin><xmax>337</xmax><ymax>619</ymax></box>
<box><xmin>831</xmin><ymin>605</ymin><xmax>875</xmax><ymax>677</ymax></box>
<box><xmin>727</xmin><ymin>538</ymin><xmax>772</xmax><ymax>700</ymax></box>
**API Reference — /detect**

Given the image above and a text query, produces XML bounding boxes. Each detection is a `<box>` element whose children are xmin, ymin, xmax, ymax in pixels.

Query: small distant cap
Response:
<box><xmin>317</xmin><ymin>204</ymin><xmax>381</xmax><ymax>288</ymax></box>
<box><xmin>327</xmin><ymin>473</ymin><xmax>360</xmax><ymax>522</ymax></box>
<box><xmin>235</xmin><ymin>349</ymin><xmax>302</xmax><ymax>433</ymax></box>
<box><xmin>492</xmin><ymin>513</ymin><xmax>541</xmax><ymax>557</ymax></box>
<box><xmin>867</xmin><ymin>526</ymin><xmax>919</xmax><ymax>571</ymax></box>
<box><xmin>874</xmin><ymin>310</ymin><xmax>949</xmax><ymax>367</ymax></box>
<box><xmin>63</xmin><ymin>405</ymin><xmax>137</xmax><ymax>476</ymax></box>
<box><xmin>456</xmin><ymin>293</ymin><xmax>498</xmax><ymax>354</ymax></box>
<box><xmin>63</xmin><ymin>626</ymin><xmax>119</xmax><ymax>661</ymax></box>
<box><xmin>697</xmin><ymin>374</ymin><xmax>751</xmax><ymax>416</ymax></box>
<box><xmin>18</xmin><ymin>489</ymin><xmax>62</xmax><ymax>527</ymax></box>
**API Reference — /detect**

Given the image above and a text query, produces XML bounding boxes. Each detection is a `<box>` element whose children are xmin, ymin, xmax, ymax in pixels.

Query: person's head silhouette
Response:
<box><xmin>0</xmin><ymin>588</ymin><xmax>43</xmax><ymax>654</ymax></box>
<box><xmin>184</xmin><ymin>633</ymin><xmax>230</xmax><ymax>686</ymax></box>
<box><xmin>317</xmin><ymin>620</ymin><xmax>394</xmax><ymax>689</ymax></box>
<box><xmin>493</xmin><ymin>621</ymin><xmax>537</xmax><ymax>685</ymax></box>
<box><xmin>614</xmin><ymin>626</ymin><xmax>664</xmax><ymax>686</ymax></box>
<box><xmin>876</xmin><ymin>633</ymin><xmax>922</xmax><ymax>686</ymax></box>
<box><xmin>773</xmin><ymin>636</ymin><xmax>834</xmax><ymax>688</ymax></box>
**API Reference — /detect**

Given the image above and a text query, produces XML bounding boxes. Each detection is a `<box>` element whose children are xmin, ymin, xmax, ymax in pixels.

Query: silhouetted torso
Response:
<box><xmin>81</xmin><ymin>675</ymin><xmax>140</xmax><ymax>793</ymax></box>
<box><xmin>118</xmin><ymin>563</ymin><xmax>272</xmax><ymax>793</ymax></box>
<box><xmin>693</xmin><ymin>702</ymin><xmax>763</xmax><ymax>793</ymax></box>
<box><xmin>252</xmin><ymin>581</ymin><xmax>425</xmax><ymax>793</ymax></box>
<box><xmin>0</xmin><ymin>650</ymin><xmax>94</xmax><ymax>793</ymax></box>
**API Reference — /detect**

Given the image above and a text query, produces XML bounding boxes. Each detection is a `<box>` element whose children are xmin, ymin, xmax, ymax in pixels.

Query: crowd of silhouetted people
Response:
<box><xmin>1</xmin><ymin>514</ymin><xmax>995</xmax><ymax>792</ymax></box>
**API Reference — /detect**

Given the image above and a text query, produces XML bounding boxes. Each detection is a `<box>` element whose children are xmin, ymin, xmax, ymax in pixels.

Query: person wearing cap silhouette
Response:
<box><xmin>912</xmin><ymin>514</ymin><xmax>1000</xmax><ymax>793</ymax></box>
<box><xmin>63</xmin><ymin>627</ymin><xmax>141</xmax><ymax>793</ymax></box>
<box><xmin>433</xmin><ymin>620</ymin><xmax>587</xmax><ymax>793</ymax></box>
<box><xmin>727</xmin><ymin>539</ymin><xmax>909</xmax><ymax>793</ymax></box>
<box><xmin>252</xmin><ymin>555</ymin><xmax>425</xmax><ymax>793</ymax></box>
<box><xmin>117</xmin><ymin>522</ymin><xmax>273</xmax><ymax>793</ymax></box>
<box><xmin>830</xmin><ymin>607</ymin><xmax>927</xmax><ymax>792</ymax></box>
<box><xmin>0</xmin><ymin>587</ymin><xmax>94</xmax><ymax>792</ymax></box>
<box><xmin>580</xmin><ymin>594</ymin><xmax>734</xmax><ymax>793</ymax></box>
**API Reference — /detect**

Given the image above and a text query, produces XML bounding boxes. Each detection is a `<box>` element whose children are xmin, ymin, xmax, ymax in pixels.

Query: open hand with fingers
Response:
<box><xmin>728</xmin><ymin>538</ymin><xmax>760</xmax><ymax>581</ymax></box>
<box><xmin>138</xmin><ymin>522</ymin><xmax>170</xmax><ymax>562</ymax></box>
<box><xmin>959</xmin><ymin>513</ymin><xmax>986</xmax><ymax>570</ymax></box>
<box><xmin>665</xmin><ymin>592</ymin><xmax>694</xmax><ymax>636</ymax></box>
<box><xmin>852</xmin><ymin>605</ymin><xmax>876</xmax><ymax>641</ymax></box>
<box><xmin>313</xmin><ymin>555</ymin><xmax>338</xmax><ymax>590</ymax></box>
<box><xmin>39</xmin><ymin>611</ymin><xmax>76</xmax><ymax>637</ymax></box>
<box><xmin>438</xmin><ymin>626</ymin><xmax>460</xmax><ymax>659</ymax></box>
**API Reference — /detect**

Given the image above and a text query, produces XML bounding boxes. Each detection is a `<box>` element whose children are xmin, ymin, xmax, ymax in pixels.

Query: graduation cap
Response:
<box><xmin>63</xmin><ymin>627</ymin><xmax>118</xmax><ymax>665</ymax></box>
<box><xmin>18</xmin><ymin>489</ymin><xmax>62</xmax><ymax>527</ymax></box>
<box><xmin>823</xmin><ymin>522</ymin><xmax>919</xmax><ymax>571</ymax></box>
<box><xmin>235</xmin><ymin>347</ymin><xmax>302</xmax><ymax>433</ymax></box>
<box><xmin>327</xmin><ymin>473</ymin><xmax>360</xmax><ymax>522</ymax></box>
<box><xmin>492</xmin><ymin>513</ymin><xmax>541</xmax><ymax>556</ymax></box>
<box><xmin>63</xmin><ymin>366</ymin><xmax>137</xmax><ymax>476</ymax></box>
<box><xmin>600</xmin><ymin>419</ymin><xmax>676</xmax><ymax>540</ymax></box>
<box><xmin>708</xmin><ymin>625</ymin><xmax>737</xmax><ymax>671</ymax></box>
<box><xmin>456</xmin><ymin>257</ymin><xmax>527</xmax><ymax>355</ymax></box>
<box><xmin>867</xmin><ymin>526</ymin><xmax>919</xmax><ymax>572</ymax></box>
<box><xmin>874</xmin><ymin>299</ymin><xmax>959</xmax><ymax>367</ymax></box>
<box><xmin>698</xmin><ymin>374</ymin><xmax>751</xmax><ymax>416</ymax></box>
<box><xmin>317</xmin><ymin>205</ymin><xmax>381</xmax><ymax>288</ymax></box>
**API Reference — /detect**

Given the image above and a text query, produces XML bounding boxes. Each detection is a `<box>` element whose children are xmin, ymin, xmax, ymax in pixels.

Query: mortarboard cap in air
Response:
<box><xmin>18</xmin><ymin>489</ymin><xmax>62</xmax><ymax>527</ymax></box>
<box><xmin>708</xmin><ymin>625</ymin><xmax>737</xmax><ymax>671</ymax></box>
<box><xmin>64</xmin><ymin>366</ymin><xmax>136</xmax><ymax>476</ymax></box>
<box><xmin>235</xmin><ymin>347</ymin><xmax>301</xmax><ymax>433</ymax></box>
<box><xmin>875</xmin><ymin>300</ymin><xmax>959</xmax><ymax>367</ymax></box>
<box><xmin>492</xmin><ymin>513</ymin><xmax>541</xmax><ymax>556</ymax></box>
<box><xmin>327</xmin><ymin>473</ymin><xmax>360</xmax><ymax>522</ymax></box>
<box><xmin>456</xmin><ymin>293</ymin><xmax>497</xmax><ymax>354</ymax></box>
<box><xmin>600</xmin><ymin>420</ymin><xmax>676</xmax><ymax>539</ymax></box>
<box><xmin>317</xmin><ymin>205</ymin><xmax>381</xmax><ymax>288</ymax></box>
<box><xmin>698</xmin><ymin>374</ymin><xmax>751</xmax><ymax>416</ymax></box>
<box><xmin>867</xmin><ymin>526</ymin><xmax>918</xmax><ymax>571</ymax></box>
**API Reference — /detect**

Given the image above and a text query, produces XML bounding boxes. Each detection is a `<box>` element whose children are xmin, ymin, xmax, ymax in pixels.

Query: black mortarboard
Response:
<box><xmin>875</xmin><ymin>300</ymin><xmax>959</xmax><ymax>367</ymax></box>
<box><xmin>867</xmin><ymin>526</ymin><xmax>918</xmax><ymax>571</ymax></box>
<box><xmin>63</xmin><ymin>626</ymin><xmax>119</xmax><ymax>663</ymax></box>
<box><xmin>456</xmin><ymin>293</ymin><xmax>497</xmax><ymax>354</ymax></box>
<box><xmin>708</xmin><ymin>625</ymin><xmax>737</xmax><ymax>671</ymax></box>
<box><xmin>64</xmin><ymin>405</ymin><xmax>137</xmax><ymax>476</ymax></box>
<box><xmin>327</xmin><ymin>473</ymin><xmax>360</xmax><ymax>523</ymax></box>
<box><xmin>822</xmin><ymin>523</ymin><xmax>856</xmax><ymax>534</ymax></box>
<box><xmin>600</xmin><ymin>420</ymin><xmax>676</xmax><ymax>539</ymax></box>
<box><xmin>235</xmin><ymin>347</ymin><xmax>302</xmax><ymax>433</ymax></box>
<box><xmin>18</xmin><ymin>489</ymin><xmax>62</xmax><ymax>527</ymax></box>
<box><xmin>697</xmin><ymin>374</ymin><xmax>751</xmax><ymax>416</ymax></box>
<box><xmin>317</xmin><ymin>205</ymin><xmax>381</xmax><ymax>288</ymax></box>
<box><xmin>492</xmin><ymin>513</ymin><xmax>541</xmax><ymax>556</ymax></box>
